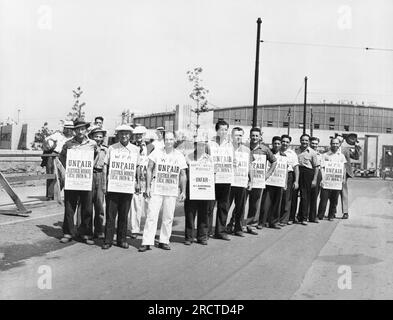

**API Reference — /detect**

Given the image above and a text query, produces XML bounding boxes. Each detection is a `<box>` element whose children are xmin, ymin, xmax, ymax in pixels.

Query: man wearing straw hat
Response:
<box><xmin>59</xmin><ymin>119</ymin><xmax>97</xmax><ymax>245</ymax></box>
<box><xmin>88</xmin><ymin>125</ymin><xmax>108</xmax><ymax>239</ymax></box>
<box><xmin>102</xmin><ymin>124</ymin><xmax>140</xmax><ymax>249</ymax></box>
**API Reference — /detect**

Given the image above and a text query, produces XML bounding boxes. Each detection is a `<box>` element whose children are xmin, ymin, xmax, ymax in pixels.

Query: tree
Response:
<box><xmin>187</xmin><ymin>67</ymin><xmax>210</xmax><ymax>137</ymax></box>
<box><xmin>31</xmin><ymin>122</ymin><xmax>53</xmax><ymax>150</ymax></box>
<box><xmin>66</xmin><ymin>86</ymin><xmax>86</xmax><ymax>121</ymax></box>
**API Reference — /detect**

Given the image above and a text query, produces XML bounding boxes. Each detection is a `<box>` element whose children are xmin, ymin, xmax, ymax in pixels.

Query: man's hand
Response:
<box><xmin>293</xmin><ymin>181</ymin><xmax>299</xmax><ymax>190</ymax></box>
<box><xmin>311</xmin><ymin>180</ymin><xmax>317</xmax><ymax>188</ymax></box>
<box><xmin>135</xmin><ymin>183</ymin><xmax>141</xmax><ymax>194</ymax></box>
<box><xmin>178</xmin><ymin>191</ymin><xmax>186</xmax><ymax>202</ymax></box>
<box><xmin>144</xmin><ymin>188</ymin><xmax>151</xmax><ymax>199</ymax></box>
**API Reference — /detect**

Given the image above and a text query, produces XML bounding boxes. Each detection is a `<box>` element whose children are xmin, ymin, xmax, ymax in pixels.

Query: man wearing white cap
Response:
<box><xmin>42</xmin><ymin>120</ymin><xmax>74</xmax><ymax>200</ymax></box>
<box><xmin>102</xmin><ymin>124</ymin><xmax>140</xmax><ymax>249</ymax></box>
<box><xmin>128</xmin><ymin>125</ymin><xmax>154</xmax><ymax>238</ymax></box>
<box><xmin>152</xmin><ymin>126</ymin><xmax>165</xmax><ymax>151</ymax></box>
<box><xmin>139</xmin><ymin>131</ymin><xmax>187</xmax><ymax>252</ymax></box>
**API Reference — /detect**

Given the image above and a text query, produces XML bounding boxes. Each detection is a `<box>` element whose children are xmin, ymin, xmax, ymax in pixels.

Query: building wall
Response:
<box><xmin>0</xmin><ymin>124</ymin><xmax>30</xmax><ymax>150</ymax></box>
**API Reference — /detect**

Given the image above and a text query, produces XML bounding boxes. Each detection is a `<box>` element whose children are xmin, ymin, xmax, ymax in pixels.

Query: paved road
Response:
<box><xmin>0</xmin><ymin>178</ymin><xmax>392</xmax><ymax>299</ymax></box>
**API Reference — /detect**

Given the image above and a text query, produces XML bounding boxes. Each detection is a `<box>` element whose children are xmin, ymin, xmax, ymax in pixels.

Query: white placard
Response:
<box><xmin>189</xmin><ymin>158</ymin><xmax>215</xmax><ymax>200</ymax></box>
<box><xmin>64</xmin><ymin>149</ymin><xmax>94</xmax><ymax>191</ymax></box>
<box><xmin>153</xmin><ymin>158</ymin><xmax>181</xmax><ymax>197</ymax></box>
<box><xmin>251</xmin><ymin>154</ymin><xmax>266</xmax><ymax>189</ymax></box>
<box><xmin>232</xmin><ymin>150</ymin><xmax>249</xmax><ymax>188</ymax></box>
<box><xmin>210</xmin><ymin>145</ymin><xmax>233</xmax><ymax>184</ymax></box>
<box><xmin>322</xmin><ymin>161</ymin><xmax>344</xmax><ymax>190</ymax></box>
<box><xmin>266</xmin><ymin>156</ymin><xmax>287</xmax><ymax>188</ymax></box>
<box><xmin>107</xmin><ymin>149</ymin><xmax>138</xmax><ymax>193</ymax></box>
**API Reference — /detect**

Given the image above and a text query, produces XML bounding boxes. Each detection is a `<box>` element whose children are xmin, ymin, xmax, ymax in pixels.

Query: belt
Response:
<box><xmin>93</xmin><ymin>168</ymin><xmax>103</xmax><ymax>173</ymax></box>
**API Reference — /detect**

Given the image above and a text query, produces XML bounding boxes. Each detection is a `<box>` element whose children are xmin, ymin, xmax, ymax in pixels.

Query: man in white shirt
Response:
<box><xmin>152</xmin><ymin>126</ymin><xmax>165</xmax><ymax>151</ymax></box>
<box><xmin>318</xmin><ymin>138</ymin><xmax>347</xmax><ymax>221</ymax></box>
<box><xmin>102</xmin><ymin>125</ymin><xmax>140</xmax><ymax>250</ymax></box>
<box><xmin>279</xmin><ymin>134</ymin><xmax>299</xmax><ymax>226</ymax></box>
<box><xmin>139</xmin><ymin>131</ymin><xmax>187</xmax><ymax>252</ymax></box>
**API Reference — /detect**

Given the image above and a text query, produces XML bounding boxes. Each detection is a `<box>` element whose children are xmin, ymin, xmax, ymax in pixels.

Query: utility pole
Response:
<box><xmin>303</xmin><ymin>76</ymin><xmax>308</xmax><ymax>135</ymax></box>
<box><xmin>252</xmin><ymin>18</ymin><xmax>262</xmax><ymax>128</ymax></box>
<box><xmin>17</xmin><ymin>109</ymin><xmax>20</xmax><ymax>124</ymax></box>
<box><xmin>310</xmin><ymin>106</ymin><xmax>313</xmax><ymax>137</ymax></box>
<box><xmin>287</xmin><ymin>107</ymin><xmax>291</xmax><ymax>135</ymax></box>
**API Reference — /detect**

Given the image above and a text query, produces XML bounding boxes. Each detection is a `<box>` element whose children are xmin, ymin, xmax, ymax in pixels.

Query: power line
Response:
<box><xmin>308</xmin><ymin>91</ymin><xmax>393</xmax><ymax>96</ymax></box>
<box><xmin>261</xmin><ymin>40</ymin><xmax>393</xmax><ymax>52</ymax></box>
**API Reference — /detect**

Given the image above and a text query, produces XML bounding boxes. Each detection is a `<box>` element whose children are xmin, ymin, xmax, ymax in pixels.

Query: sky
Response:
<box><xmin>0</xmin><ymin>0</ymin><xmax>392</xmax><ymax>133</ymax></box>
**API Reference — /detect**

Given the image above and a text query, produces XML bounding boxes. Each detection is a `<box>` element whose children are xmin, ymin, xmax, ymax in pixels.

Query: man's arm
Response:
<box><xmin>266</xmin><ymin>160</ymin><xmax>277</xmax><ymax>180</ymax></box>
<box><xmin>293</xmin><ymin>165</ymin><xmax>299</xmax><ymax>190</ymax></box>
<box><xmin>349</xmin><ymin>144</ymin><xmax>361</xmax><ymax>160</ymax></box>
<box><xmin>144</xmin><ymin>159</ymin><xmax>155</xmax><ymax>198</ymax></box>
<box><xmin>178</xmin><ymin>169</ymin><xmax>187</xmax><ymax>201</ymax></box>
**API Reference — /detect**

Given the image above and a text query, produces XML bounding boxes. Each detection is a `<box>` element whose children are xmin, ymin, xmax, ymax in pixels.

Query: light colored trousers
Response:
<box><xmin>128</xmin><ymin>193</ymin><xmax>147</xmax><ymax>234</ymax></box>
<box><xmin>142</xmin><ymin>194</ymin><xmax>177</xmax><ymax>245</ymax></box>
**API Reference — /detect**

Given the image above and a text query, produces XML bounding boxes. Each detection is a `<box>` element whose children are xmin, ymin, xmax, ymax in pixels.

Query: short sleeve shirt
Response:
<box><xmin>94</xmin><ymin>145</ymin><xmax>108</xmax><ymax>169</ymax></box>
<box><xmin>284</xmin><ymin>148</ymin><xmax>299</xmax><ymax>172</ymax></box>
<box><xmin>295</xmin><ymin>147</ymin><xmax>319</xmax><ymax>169</ymax></box>
<box><xmin>104</xmin><ymin>142</ymin><xmax>140</xmax><ymax>166</ymax></box>
<box><xmin>320</xmin><ymin>150</ymin><xmax>347</xmax><ymax>167</ymax></box>
<box><xmin>251</xmin><ymin>144</ymin><xmax>277</xmax><ymax>164</ymax></box>
<box><xmin>59</xmin><ymin>136</ymin><xmax>97</xmax><ymax>168</ymax></box>
<box><xmin>148</xmin><ymin>148</ymin><xmax>188</xmax><ymax>178</ymax></box>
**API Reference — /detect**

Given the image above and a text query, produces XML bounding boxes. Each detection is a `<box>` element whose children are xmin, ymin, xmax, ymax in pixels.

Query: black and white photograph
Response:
<box><xmin>0</xmin><ymin>0</ymin><xmax>393</xmax><ymax>305</ymax></box>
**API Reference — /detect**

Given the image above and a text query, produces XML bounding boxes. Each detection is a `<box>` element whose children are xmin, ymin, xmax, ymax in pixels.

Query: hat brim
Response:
<box><xmin>74</xmin><ymin>123</ymin><xmax>90</xmax><ymax>129</ymax></box>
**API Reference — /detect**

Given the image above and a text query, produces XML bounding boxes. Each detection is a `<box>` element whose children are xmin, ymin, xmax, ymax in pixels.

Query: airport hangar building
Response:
<box><xmin>133</xmin><ymin>103</ymin><xmax>393</xmax><ymax>175</ymax></box>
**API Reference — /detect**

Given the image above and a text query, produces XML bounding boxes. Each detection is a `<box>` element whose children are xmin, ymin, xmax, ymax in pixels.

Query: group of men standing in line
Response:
<box><xmin>45</xmin><ymin>117</ymin><xmax>360</xmax><ymax>252</ymax></box>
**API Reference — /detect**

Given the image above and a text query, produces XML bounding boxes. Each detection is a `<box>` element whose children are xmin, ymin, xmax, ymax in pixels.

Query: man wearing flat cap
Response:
<box><xmin>88</xmin><ymin>126</ymin><xmax>108</xmax><ymax>239</ymax></box>
<box><xmin>152</xmin><ymin>126</ymin><xmax>165</xmax><ymax>151</ymax></box>
<box><xmin>59</xmin><ymin>119</ymin><xmax>98</xmax><ymax>245</ymax></box>
<box><xmin>102</xmin><ymin>124</ymin><xmax>140</xmax><ymax>249</ymax></box>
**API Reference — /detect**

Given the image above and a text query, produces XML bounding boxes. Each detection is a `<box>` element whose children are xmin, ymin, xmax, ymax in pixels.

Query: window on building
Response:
<box><xmin>283</xmin><ymin>122</ymin><xmax>289</xmax><ymax>127</ymax></box>
<box><xmin>329</xmin><ymin>124</ymin><xmax>335</xmax><ymax>130</ymax></box>
<box><xmin>387</xmin><ymin>128</ymin><xmax>392</xmax><ymax>133</ymax></box>
<box><xmin>344</xmin><ymin>125</ymin><xmax>350</xmax><ymax>131</ymax></box>
<box><xmin>235</xmin><ymin>119</ymin><xmax>241</xmax><ymax>123</ymax></box>
<box><xmin>298</xmin><ymin>123</ymin><xmax>304</xmax><ymax>129</ymax></box>
<box><xmin>314</xmin><ymin>123</ymin><xmax>320</xmax><ymax>129</ymax></box>
<box><xmin>329</xmin><ymin>117</ymin><xmax>335</xmax><ymax>122</ymax></box>
<box><xmin>267</xmin><ymin>121</ymin><xmax>273</xmax><ymax>127</ymax></box>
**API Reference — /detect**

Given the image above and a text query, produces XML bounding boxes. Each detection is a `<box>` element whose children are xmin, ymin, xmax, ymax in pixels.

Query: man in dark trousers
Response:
<box><xmin>88</xmin><ymin>126</ymin><xmax>108</xmax><ymax>239</ymax></box>
<box><xmin>245</xmin><ymin>127</ymin><xmax>277</xmax><ymax>234</ymax></box>
<box><xmin>318</xmin><ymin>138</ymin><xmax>347</xmax><ymax>220</ymax></box>
<box><xmin>102</xmin><ymin>125</ymin><xmax>140</xmax><ymax>250</ymax></box>
<box><xmin>309</xmin><ymin>136</ymin><xmax>322</xmax><ymax>223</ymax></box>
<box><xmin>59</xmin><ymin>119</ymin><xmax>97</xmax><ymax>245</ymax></box>
<box><xmin>294</xmin><ymin>134</ymin><xmax>319</xmax><ymax>225</ymax></box>
<box><xmin>226</xmin><ymin>127</ymin><xmax>250</xmax><ymax>237</ymax></box>
<box><xmin>279</xmin><ymin>134</ymin><xmax>299</xmax><ymax>226</ymax></box>
<box><xmin>258</xmin><ymin>136</ymin><xmax>286</xmax><ymax>229</ymax></box>
<box><xmin>208</xmin><ymin>120</ymin><xmax>234</xmax><ymax>241</ymax></box>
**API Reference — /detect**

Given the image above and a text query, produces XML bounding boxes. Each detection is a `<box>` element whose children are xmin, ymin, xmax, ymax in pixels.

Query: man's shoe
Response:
<box><xmin>225</xmin><ymin>225</ymin><xmax>234</xmax><ymax>234</ymax></box>
<box><xmin>256</xmin><ymin>224</ymin><xmax>263</xmax><ymax>230</ymax></box>
<box><xmin>215</xmin><ymin>234</ymin><xmax>231</xmax><ymax>241</ymax></box>
<box><xmin>85</xmin><ymin>239</ymin><xmax>95</xmax><ymax>245</ymax></box>
<box><xmin>278</xmin><ymin>223</ymin><xmax>286</xmax><ymax>227</ymax></box>
<box><xmin>197</xmin><ymin>240</ymin><xmax>208</xmax><ymax>245</ymax></box>
<box><xmin>287</xmin><ymin>221</ymin><xmax>293</xmax><ymax>225</ymax></box>
<box><xmin>158</xmin><ymin>243</ymin><xmax>171</xmax><ymax>250</ymax></box>
<box><xmin>246</xmin><ymin>227</ymin><xmax>258</xmax><ymax>235</ymax></box>
<box><xmin>301</xmin><ymin>221</ymin><xmax>308</xmax><ymax>226</ymax></box>
<box><xmin>342</xmin><ymin>213</ymin><xmax>349</xmax><ymax>219</ymax></box>
<box><xmin>234</xmin><ymin>231</ymin><xmax>245</xmax><ymax>237</ymax></box>
<box><xmin>184</xmin><ymin>240</ymin><xmax>192</xmax><ymax>246</ymax></box>
<box><xmin>117</xmin><ymin>242</ymin><xmax>129</xmax><ymax>249</ymax></box>
<box><xmin>309</xmin><ymin>220</ymin><xmax>319</xmax><ymax>223</ymax></box>
<box><xmin>60</xmin><ymin>236</ymin><xmax>72</xmax><ymax>243</ymax></box>
<box><xmin>328</xmin><ymin>217</ymin><xmax>334</xmax><ymax>221</ymax></box>
<box><xmin>269</xmin><ymin>224</ymin><xmax>281</xmax><ymax>229</ymax></box>
<box><xmin>102</xmin><ymin>243</ymin><xmax>112</xmax><ymax>250</ymax></box>
<box><xmin>138</xmin><ymin>245</ymin><xmax>151</xmax><ymax>252</ymax></box>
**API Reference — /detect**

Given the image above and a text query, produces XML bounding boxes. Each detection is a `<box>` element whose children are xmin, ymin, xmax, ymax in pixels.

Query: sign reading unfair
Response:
<box><xmin>232</xmin><ymin>150</ymin><xmax>249</xmax><ymax>188</ymax></box>
<box><xmin>210</xmin><ymin>145</ymin><xmax>233</xmax><ymax>184</ymax></box>
<box><xmin>251</xmin><ymin>154</ymin><xmax>266</xmax><ymax>189</ymax></box>
<box><xmin>322</xmin><ymin>161</ymin><xmax>344</xmax><ymax>190</ymax></box>
<box><xmin>65</xmin><ymin>149</ymin><xmax>94</xmax><ymax>191</ymax></box>
<box><xmin>153</xmin><ymin>159</ymin><xmax>181</xmax><ymax>197</ymax></box>
<box><xmin>189</xmin><ymin>158</ymin><xmax>215</xmax><ymax>200</ymax></box>
<box><xmin>107</xmin><ymin>149</ymin><xmax>138</xmax><ymax>193</ymax></box>
<box><xmin>266</xmin><ymin>156</ymin><xmax>287</xmax><ymax>188</ymax></box>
